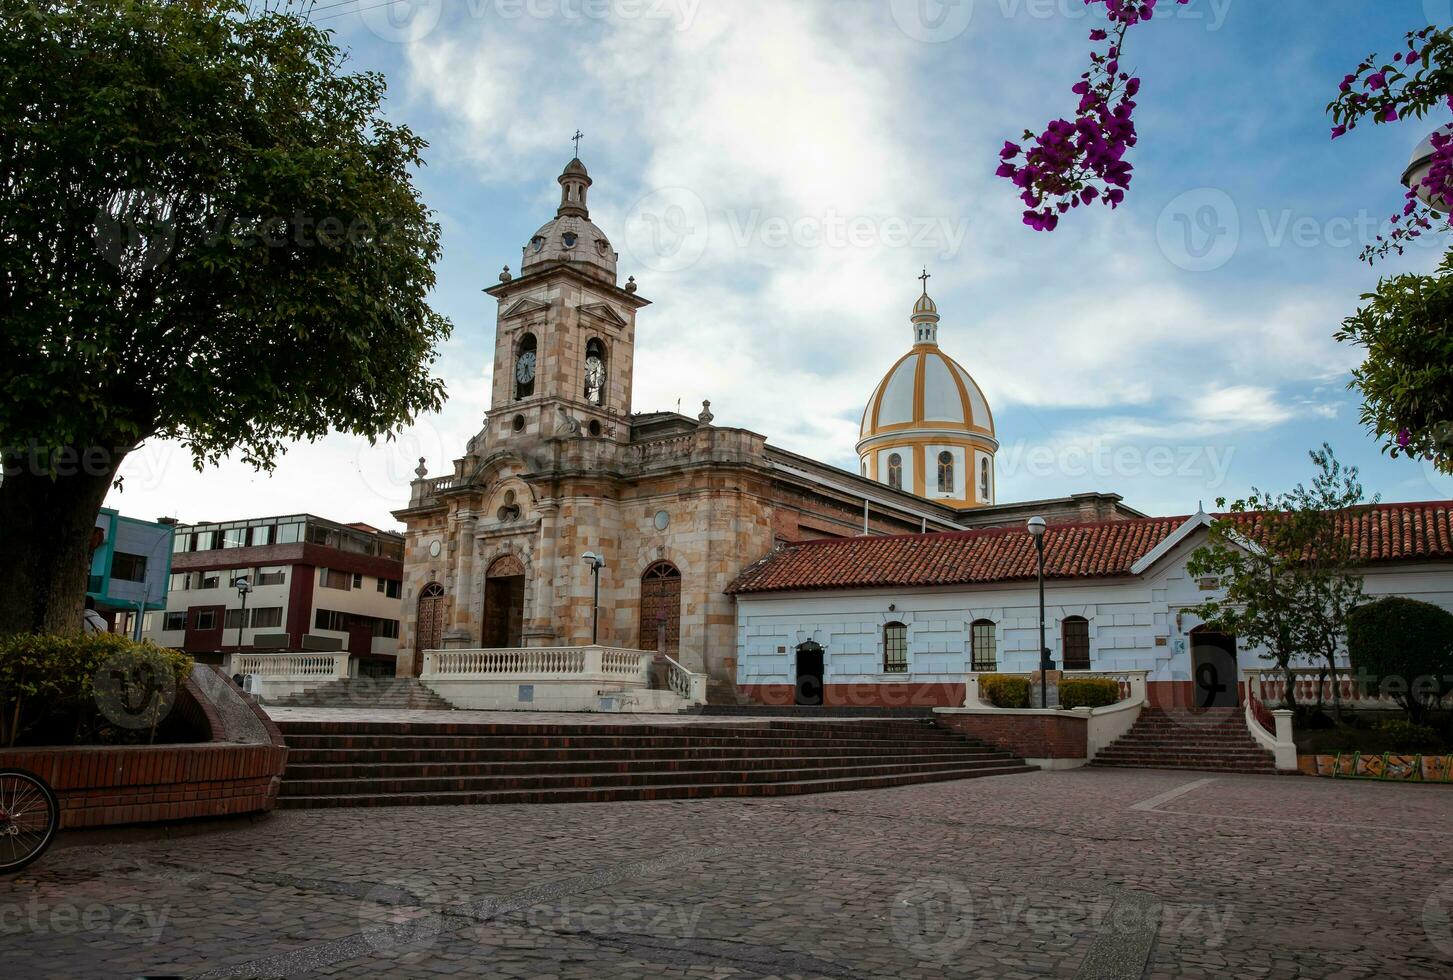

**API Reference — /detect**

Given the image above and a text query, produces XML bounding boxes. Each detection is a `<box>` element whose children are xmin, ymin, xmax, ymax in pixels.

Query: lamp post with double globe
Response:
<box><xmin>1027</xmin><ymin>517</ymin><xmax>1049</xmax><ymax>709</ymax></box>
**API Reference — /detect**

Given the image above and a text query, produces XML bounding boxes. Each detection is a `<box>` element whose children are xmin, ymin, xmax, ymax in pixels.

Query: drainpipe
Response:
<box><xmin>862</xmin><ymin>498</ymin><xmax>869</xmax><ymax>535</ymax></box>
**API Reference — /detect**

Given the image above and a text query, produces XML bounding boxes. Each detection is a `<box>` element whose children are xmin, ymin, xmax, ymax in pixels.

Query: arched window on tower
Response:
<box><xmin>514</xmin><ymin>333</ymin><xmax>537</xmax><ymax>400</ymax></box>
<box><xmin>937</xmin><ymin>451</ymin><xmax>954</xmax><ymax>493</ymax></box>
<box><xmin>979</xmin><ymin>458</ymin><xmax>990</xmax><ymax>501</ymax></box>
<box><xmin>887</xmin><ymin>453</ymin><xmax>903</xmax><ymax>491</ymax></box>
<box><xmin>584</xmin><ymin>338</ymin><xmax>606</xmax><ymax>405</ymax></box>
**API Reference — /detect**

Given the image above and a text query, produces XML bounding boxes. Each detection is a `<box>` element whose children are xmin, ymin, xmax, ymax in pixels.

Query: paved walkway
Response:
<box><xmin>4</xmin><ymin>769</ymin><xmax>1450</xmax><ymax>977</ymax></box>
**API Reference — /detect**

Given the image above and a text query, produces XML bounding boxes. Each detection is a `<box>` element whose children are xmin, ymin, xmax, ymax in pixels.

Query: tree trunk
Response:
<box><xmin>0</xmin><ymin>447</ymin><xmax>126</xmax><ymax>637</ymax></box>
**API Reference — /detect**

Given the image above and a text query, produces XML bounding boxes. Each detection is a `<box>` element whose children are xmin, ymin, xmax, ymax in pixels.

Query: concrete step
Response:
<box><xmin>279</xmin><ymin>757</ymin><xmax>1026</xmax><ymax>796</ymax></box>
<box><xmin>276</xmin><ymin>718</ymin><xmax>1035</xmax><ymax>808</ymax></box>
<box><xmin>276</xmin><ymin>763</ymin><xmax>1038</xmax><ymax>809</ymax></box>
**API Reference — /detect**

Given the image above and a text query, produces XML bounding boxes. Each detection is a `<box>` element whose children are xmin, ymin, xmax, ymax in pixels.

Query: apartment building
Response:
<box><xmin>146</xmin><ymin>514</ymin><xmax>404</xmax><ymax>673</ymax></box>
<box><xmin>87</xmin><ymin>508</ymin><xmax>175</xmax><ymax>637</ymax></box>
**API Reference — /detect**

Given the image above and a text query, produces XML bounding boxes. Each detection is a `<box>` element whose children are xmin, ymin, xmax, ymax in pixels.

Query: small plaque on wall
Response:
<box><xmin>518</xmin><ymin>684</ymin><xmax>534</xmax><ymax>703</ymax></box>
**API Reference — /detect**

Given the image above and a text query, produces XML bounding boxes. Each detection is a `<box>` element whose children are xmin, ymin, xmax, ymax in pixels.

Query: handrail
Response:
<box><xmin>661</xmin><ymin>654</ymin><xmax>708</xmax><ymax>704</ymax></box>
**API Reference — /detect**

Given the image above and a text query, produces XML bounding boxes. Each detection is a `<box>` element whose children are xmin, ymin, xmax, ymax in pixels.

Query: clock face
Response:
<box><xmin>584</xmin><ymin>356</ymin><xmax>604</xmax><ymax>403</ymax></box>
<box><xmin>515</xmin><ymin>350</ymin><xmax>536</xmax><ymax>385</ymax></box>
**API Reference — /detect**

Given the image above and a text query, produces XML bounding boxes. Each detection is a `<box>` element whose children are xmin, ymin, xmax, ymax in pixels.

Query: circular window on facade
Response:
<box><xmin>654</xmin><ymin>510</ymin><xmax>670</xmax><ymax>531</ymax></box>
<box><xmin>562</xmin><ymin>232</ymin><xmax>577</xmax><ymax>248</ymax></box>
<box><xmin>428</xmin><ymin>540</ymin><xmax>442</xmax><ymax>558</ymax></box>
<box><xmin>588</xmin><ymin>419</ymin><xmax>603</xmax><ymax>437</ymax></box>
<box><xmin>512</xmin><ymin>414</ymin><xmax>525</xmax><ymax>432</ymax></box>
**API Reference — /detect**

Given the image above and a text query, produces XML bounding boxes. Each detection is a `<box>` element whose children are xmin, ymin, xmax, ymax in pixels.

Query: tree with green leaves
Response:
<box><xmin>1187</xmin><ymin>446</ymin><xmax>1373</xmax><ymax>712</ymax></box>
<box><xmin>0</xmin><ymin>0</ymin><xmax>451</xmax><ymax>635</ymax></box>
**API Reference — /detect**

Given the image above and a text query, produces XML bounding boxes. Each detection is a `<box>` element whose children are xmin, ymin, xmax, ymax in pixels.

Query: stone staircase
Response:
<box><xmin>1090</xmin><ymin>706</ymin><xmax>1278</xmax><ymax>774</ymax></box>
<box><xmin>274</xmin><ymin>718</ymin><xmax>1036</xmax><ymax>808</ymax></box>
<box><xmin>267</xmin><ymin>678</ymin><xmax>455</xmax><ymax>711</ymax></box>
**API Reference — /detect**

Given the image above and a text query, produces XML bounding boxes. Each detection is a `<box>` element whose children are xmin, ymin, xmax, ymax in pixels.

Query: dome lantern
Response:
<box><xmin>520</xmin><ymin>156</ymin><xmax>619</xmax><ymax>284</ymax></box>
<box><xmin>912</xmin><ymin>267</ymin><xmax>939</xmax><ymax>345</ymax></box>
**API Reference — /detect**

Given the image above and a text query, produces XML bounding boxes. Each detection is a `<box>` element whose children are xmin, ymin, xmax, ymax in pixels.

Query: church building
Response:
<box><xmin>392</xmin><ymin>155</ymin><xmax>1138</xmax><ymax>694</ymax></box>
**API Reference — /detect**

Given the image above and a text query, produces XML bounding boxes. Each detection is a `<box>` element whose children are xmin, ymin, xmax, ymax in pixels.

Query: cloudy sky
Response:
<box><xmin>107</xmin><ymin>0</ymin><xmax>1453</xmax><ymax>528</ymax></box>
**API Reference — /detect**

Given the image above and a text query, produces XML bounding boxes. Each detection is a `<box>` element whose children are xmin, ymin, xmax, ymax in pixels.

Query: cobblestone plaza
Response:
<box><xmin>4</xmin><ymin>767</ymin><xmax>1450</xmax><ymax>978</ymax></box>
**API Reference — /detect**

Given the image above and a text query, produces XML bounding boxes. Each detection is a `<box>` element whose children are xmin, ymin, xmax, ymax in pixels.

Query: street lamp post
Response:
<box><xmin>233</xmin><ymin>575</ymin><xmax>252</xmax><ymax>653</ymax></box>
<box><xmin>1027</xmin><ymin>517</ymin><xmax>1049</xmax><ymax>709</ymax></box>
<box><xmin>581</xmin><ymin>552</ymin><xmax>605</xmax><ymax>644</ymax></box>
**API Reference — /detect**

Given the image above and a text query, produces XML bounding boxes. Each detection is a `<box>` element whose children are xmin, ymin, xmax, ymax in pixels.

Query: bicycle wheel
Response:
<box><xmin>0</xmin><ymin>768</ymin><xmax>59</xmax><ymax>873</ymax></box>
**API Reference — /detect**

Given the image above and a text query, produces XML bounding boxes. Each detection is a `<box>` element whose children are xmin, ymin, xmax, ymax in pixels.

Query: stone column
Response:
<box><xmin>524</xmin><ymin>500</ymin><xmax>559</xmax><ymax>647</ymax></box>
<box><xmin>443</xmin><ymin>513</ymin><xmax>477</xmax><ymax>647</ymax></box>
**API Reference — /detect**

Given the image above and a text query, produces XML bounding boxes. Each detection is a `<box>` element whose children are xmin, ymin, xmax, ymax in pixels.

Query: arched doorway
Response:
<box><xmin>640</xmin><ymin>561</ymin><xmax>681</xmax><ymax>657</ymax></box>
<box><xmin>1190</xmin><ymin>627</ymin><xmax>1239</xmax><ymax>708</ymax></box>
<box><xmin>795</xmin><ymin>641</ymin><xmax>825</xmax><ymax>706</ymax></box>
<box><xmin>483</xmin><ymin>555</ymin><xmax>526</xmax><ymax>648</ymax></box>
<box><xmin>414</xmin><ymin>583</ymin><xmax>447</xmax><ymax>677</ymax></box>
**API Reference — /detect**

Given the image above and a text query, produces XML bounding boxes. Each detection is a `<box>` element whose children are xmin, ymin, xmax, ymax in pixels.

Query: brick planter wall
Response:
<box><xmin>934</xmin><ymin>711</ymin><xmax>1087</xmax><ymax>762</ymax></box>
<box><xmin>0</xmin><ymin>667</ymin><xmax>288</xmax><ymax>829</ymax></box>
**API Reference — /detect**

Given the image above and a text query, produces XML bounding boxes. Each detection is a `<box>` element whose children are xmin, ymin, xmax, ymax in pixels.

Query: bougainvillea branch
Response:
<box><xmin>1328</xmin><ymin>26</ymin><xmax>1453</xmax><ymax>262</ymax></box>
<box><xmin>998</xmin><ymin>0</ymin><xmax>1188</xmax><ymax>232</ymax></box>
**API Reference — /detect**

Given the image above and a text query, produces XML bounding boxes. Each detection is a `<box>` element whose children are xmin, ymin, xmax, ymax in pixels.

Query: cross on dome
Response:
<box><xmin>572</xmin><ymin>129</ymin><xmax>584</xmax><ymax>156</ymax></box>
<box><xmin>911</xmin><ymin>268</ymin><xmax>939</xmax><ymax>343</ymax></box>
<box><xmin>918</xmin><ymin>267</ymin><xmax>931</xmax><ymax>294</ymax></box>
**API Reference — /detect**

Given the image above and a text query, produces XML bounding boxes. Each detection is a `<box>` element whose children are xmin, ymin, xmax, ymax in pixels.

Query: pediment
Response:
<box><xmin>502</xmin><ymin>298</ymin><xmax>549</xmax><ymax>320</ymax></box>
<box><xmin>577</xmin><ymin>302</ymin><xmax>628</xmax><ymax>329</ymax></box>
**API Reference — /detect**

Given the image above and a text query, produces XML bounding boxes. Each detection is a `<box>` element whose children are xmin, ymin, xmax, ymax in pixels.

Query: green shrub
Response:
<box><xmin>979</xmin><ymin>674</ymin><xmax>1030</xmax><ymax>709</ymax></box>
<box><xmin>1059</xmin><ymin>677</ymin><xmax>1121</xmax><ymax>709</ymax></box>
<box><xmin>0</xmin><ymin>632</ymin><xmax>193</xmax><ymax>747</ymax></box>
<box><xmin>1373</xmin><ymin>717</ymin><xmax>1444</xmax><ymax>751</ymax></box>
<box><xmin>1347</xmin><ymin>597</ymin><xmax>1453</xmax><ymax>722</ymax></box>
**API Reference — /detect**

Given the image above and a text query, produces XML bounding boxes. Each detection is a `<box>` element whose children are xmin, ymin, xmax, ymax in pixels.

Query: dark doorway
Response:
<box><xmin>483</xmin><ymin>555</ymin><xmax>526</xmax><ymax>648</ymax></box>
<box><xmin>1190</xmin><ymin>629</ymin><xmax>1239</xmax><ymax>708</ymax></box>
<box><xmin>795</xmin><ymin>641</ymin><xmax>825</xmax><ymax>706</ymax></box>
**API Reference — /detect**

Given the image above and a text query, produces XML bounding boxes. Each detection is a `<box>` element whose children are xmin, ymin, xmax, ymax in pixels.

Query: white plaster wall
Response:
<box><xmin>735</xmin><ymin>528</ymin><xmax>1453</xmax><ymax>686</ymax></box>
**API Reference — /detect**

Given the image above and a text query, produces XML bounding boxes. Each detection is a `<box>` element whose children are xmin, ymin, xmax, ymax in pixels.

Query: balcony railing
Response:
<box><xmin>421</xmin><ymin>645</ymin><xmax>653</xmax><ymax>685</ymax></box>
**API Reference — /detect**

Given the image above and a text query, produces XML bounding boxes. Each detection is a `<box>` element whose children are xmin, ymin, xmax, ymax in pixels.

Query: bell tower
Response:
<box><xmin>480</xmin><ymin>157</ymin><xmax>649</xmax><ymax>448</ymax></box>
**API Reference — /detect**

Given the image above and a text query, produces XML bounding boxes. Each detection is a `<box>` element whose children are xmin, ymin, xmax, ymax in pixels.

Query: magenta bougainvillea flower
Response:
<box><xmin>997</xmin><ymin>0</ymin><xmax>1191</xmax><ymax>232</ymax></box>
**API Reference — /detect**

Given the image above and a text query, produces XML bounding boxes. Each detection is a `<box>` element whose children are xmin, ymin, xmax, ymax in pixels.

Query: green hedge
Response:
<box><xmin>1347</xmin><ymin>597</ymin><xmax>1453</xmax><ymax>721</ymax></box>
<box><xmin>1059</xmin><ymin>677</ymin><xmax>1121</xmax><ymax>709</ymax></box>
<box><xmin>979</xmin><ymin>673</ymin><xmax>1030</xmax><ymax>709</ymax></box>
<box><xmin>0</xmin><ymin>632</ymin><xmax>194</xmax><ymax>747</ymax></box>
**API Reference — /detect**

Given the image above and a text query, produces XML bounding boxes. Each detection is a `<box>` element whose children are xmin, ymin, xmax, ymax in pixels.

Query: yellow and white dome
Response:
<box><xmin>856</xmin><ymin>283</ymin><xmax>998</xmax><ymax>509</ymax></box>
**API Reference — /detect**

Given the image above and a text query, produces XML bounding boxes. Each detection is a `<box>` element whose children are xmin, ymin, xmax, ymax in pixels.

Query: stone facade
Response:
<box><xmin>392</xmin><ymin>159</ymin><xmax>1149</xmax><ymax>688</ymax></box>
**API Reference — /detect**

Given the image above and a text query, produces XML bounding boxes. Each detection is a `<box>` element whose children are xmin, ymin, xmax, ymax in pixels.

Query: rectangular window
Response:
<box><xmin>256</xmin><ymin>566</ymin><xmax>286</xmax><ymax>586</ymax></box>
<box><xmin>110</xmin><ymin>552</ymin><xmax>147</xmax><ymax>582</ymax></box>
<box><xmin>1062</xmin><ymin>618</ymin><xmax>1091</xmax><ymax>671</ymax></box>
<box><xmin>319</xmin><ymin>568</ymin><xmax>351</xmax><ymax>590</ymax></box>
<box><xmin>314</xmin><ymin>608</ymin><xmax>348</xmax><ymax>632</ymax></box>
<box><xmin>373</xmin><ymin>619</ymin><xmax>400</xmax><ymax>639</ymax></box>
<box><xmin>224</xmin><ymin>608</ymin><xmax>246</xmax><ymax>630</ymax></box>
<box><xmin>883</xmin><ymin>623</ymin><xmax>909</xmax><ymax>674</ymax></box>
<box><xmin>221</xmin><ymin>527</ymin><xmax>247</xmax><ymax>548</ymax></box>
<box><xmin>200</xmin><ymin>571</ymin><xmax>221</xmax><ymax>590</ymax></box>
<box><xmin>194</xmin><ymin>609</ymin><xmax>217</xmax><ymax>630</ymax></box>
<box><xmin>384</xmin><ymin>578</ymin><xmax>400</xmax><ymax>599</ymax></box>
<box><xmin>251</xmin><ymin>524</ymin><xmax>275</xmax><ymax>547</ymax></box>
<box><xmin>275</xmin><ymin>523</ymin><xmax>302</xmax><ymax>544</ymax></box>
<box><xmin>173</xmin><ymin>533</ymin><xmax>190</xmax><ymax>554</ymax></box>
<box><xmin>250</xmin><ymin>607</ymin><xmax>282</xmax><ymax>629</ymax></box>
<box><xmin>971</xmin><ymin>620</ymin><xmax>997</xmax><ymax>672</ymax></box>
<box><xmin>168</xmin><ymin>572</ymin><xmax>189</xmax><ymax>592</ymax></box>
<box><xmin>352</xmin><ymin>572</ymin><xmax>363</xmax><ymax>590</ymax></box>
<box><xmin>163</xmin><ymin>611</ymin><xmax>186</xmax><ymax>631</ymax></box>
<box><xmin>193</xmin><ymin>530</ymin><xmax>215</xmax><ymax>551</ymax></box>
<box><xmin>142</xmin><ymin>613</ymin><xmax>154</xmax><ymax>633</ymax></box>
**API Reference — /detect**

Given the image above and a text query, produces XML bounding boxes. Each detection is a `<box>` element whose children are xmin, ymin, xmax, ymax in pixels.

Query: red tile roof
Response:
<box><xmin>725</xmin><ymin>501</ymin><xmax>1453</xmax><ymax>596</ymax></box>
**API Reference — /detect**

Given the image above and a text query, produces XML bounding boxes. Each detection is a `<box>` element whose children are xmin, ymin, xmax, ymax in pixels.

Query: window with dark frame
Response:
<box><xmin>971</xmin><ymin>619</ymin><xmax>997</xmax><ymax>671</ymax></box>
<box><xmin>194</xmin><ymin>609</ymin><xmax>217</xmax><ymax>630</ymax></box>
<box><xmin>937</xmin><ymin>451</ymin><xmax>954</xmax><ymax>493</ymax></box>
<box><xmin>515</xmin><ymin>332</ymin><xmax>537</xmax><ymax>399</ymax></box>
<box><xmin>1062</xmin><ymin>616</ymin><xmax>1091</xmax><ymax>670</ymax></box>
<box><xmin>883</xmin><ymin>621</ymin><xmax>908</xmax><ymax>674</ymax></box>
<box><xmin>887</xmin><ymin>453</ymin><xmax>903</xmax><ymax>491</ymax></box>
<box><xmin>163</xmin><ymin>611</ymin><xmax>186</xmax><ymax>631</ymax></box>
<box><xmin>110</xmin><ymin>552</ymin><xmax>147</xmax><ymax>582</ymax></box>
<box><xmin>250</xmin><ymin>607</ymin><xmax>282</xmax><ymax>629</ymax></box>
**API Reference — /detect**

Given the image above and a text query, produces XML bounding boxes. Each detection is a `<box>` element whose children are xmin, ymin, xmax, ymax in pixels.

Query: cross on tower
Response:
<box><xmin>918</xmin><ymin>267</ymin><xmax>931</xmax><ymax>294</ymax></box>
<box><xmin>572</xmin><ymin>129</ymin><xmax>584</xmax><ymax>157</ymax></box>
